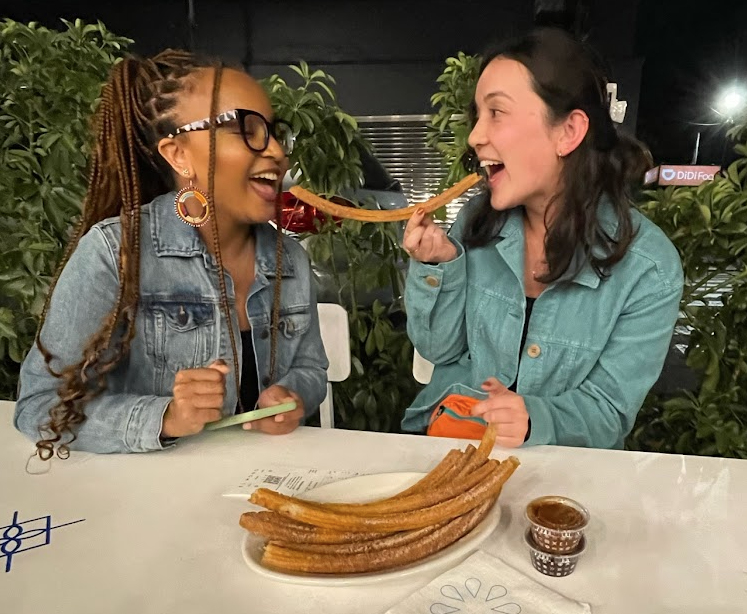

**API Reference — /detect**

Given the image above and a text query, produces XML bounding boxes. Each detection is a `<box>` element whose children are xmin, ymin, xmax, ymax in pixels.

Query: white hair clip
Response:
<box><xmin>606</xmin><ymin>83</ymin><xmax>627</xmax><ymax>124</ymax></box>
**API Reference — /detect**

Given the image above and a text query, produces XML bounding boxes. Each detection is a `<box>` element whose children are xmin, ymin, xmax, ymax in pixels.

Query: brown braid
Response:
<box><xmin>33</xmin><ymin>50</ymin><xmax>227</xmax><ymax>459</ymax></box>
<box><xmin>269</xmin><ymin>203</ymin><xmax>284</xmax><ymax>382</ymax></box>
<box><xmin>203</xmin><ymin>64</ymin><xmax>243</xmax><ymax>409</ymax></box>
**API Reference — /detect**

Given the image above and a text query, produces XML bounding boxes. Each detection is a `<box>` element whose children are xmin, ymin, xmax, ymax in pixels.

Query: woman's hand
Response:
<box><xmin>403</xmin><ymin>209</ymin><xmax>457</xmax><ymax>263</ymax></box>
<box><xmin>471</xmin><ymin>377</ymin><xmax>529</xmax><ymax>448</ymax></box>
<box><xmin>244</xmin><ymin>384</ymin><xmax>305</xmax><ymax>435</ymax></box>
<box><xmin>162</xmin><ymin>360</ymin><xmax>230</xmax><ymax>438</ymax></box>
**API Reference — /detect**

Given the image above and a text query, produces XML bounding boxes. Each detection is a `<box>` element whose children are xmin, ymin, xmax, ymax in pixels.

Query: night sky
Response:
<box><xmin>636</xmin><ymin>0</ymin><xmax>747</xmax><ymax>165</ymax></box>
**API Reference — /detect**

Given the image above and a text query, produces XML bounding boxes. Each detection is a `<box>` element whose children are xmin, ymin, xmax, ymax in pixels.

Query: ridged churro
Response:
<box><xmin>288</xmin><ymin>173</ymin><xmax>481</xmax><ymax>222</ymax></box>
<box><xmin>320</xmin><ymin>458</ymin><xmax>499</xmax><ymax>516</ymax></box>
<box><xmin>262</xmin><ymin>500</ymin><xmax>493</xmax><ymax>574</ymax></box>
<box><xmin>239</xmin><ymin>511</ymin><xmax>389</xmax><ymax>544</ymax></box>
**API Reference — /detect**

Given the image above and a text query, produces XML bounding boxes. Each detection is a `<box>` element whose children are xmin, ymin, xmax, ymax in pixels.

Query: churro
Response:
<box><xmin>271</xmin><ymin>521</ymin><xmax>448</xmax><ymax>556</ymax></box>
<box><xmin>320</xmin><ymin>458</ymin><xmax>499</xmax><ymax>516</ymax></box>
<box><xmin>262</xmin><ymin>500</ymin><xmax>493</xmax><ymax>574</ymax></box>
<box><xmin>239</xmin><ymin>511</ymin><xmax>389</xmax><ymax>544</ymax></box>
<box><xmin>288</xmin><ymin>173</ymin><xmax>481</xmax><ymax>222</ymax></box>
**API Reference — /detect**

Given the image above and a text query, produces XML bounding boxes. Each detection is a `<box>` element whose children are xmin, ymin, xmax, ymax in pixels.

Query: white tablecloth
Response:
<box><xmin>1</xmin><ymin>400</ymin><xmax>746</xmax><ymax>613</ymax></box>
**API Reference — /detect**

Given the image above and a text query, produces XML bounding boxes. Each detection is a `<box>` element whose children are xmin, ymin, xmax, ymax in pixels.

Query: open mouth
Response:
<box><xmin>249</xmin><ymin>171</ymin><xmax>279</xmax><ymax>186</ymax></box>
<box><xmin>248</xmin><ymin>171</ymin><xmax>281</xmax><ymax>202</ymax></box>
<box><xmin>479</xmin><ymin>159</ymin><xmax>505</xmax><ymax>181</ymax></box>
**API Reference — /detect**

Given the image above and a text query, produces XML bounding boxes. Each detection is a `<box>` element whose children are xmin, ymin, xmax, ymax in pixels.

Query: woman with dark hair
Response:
<box><xmin>402</xmin><ymin>29</ymin><xmax>683</xmax><ymax>449</ymax></box>
<box><xmin>14</xmin><ymin>50</ymin><xmax>328</xmax><ymax>458</ymax></box>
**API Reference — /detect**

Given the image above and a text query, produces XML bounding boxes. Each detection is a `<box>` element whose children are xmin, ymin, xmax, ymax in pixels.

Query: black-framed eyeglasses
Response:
<box><xmin>167</xmin><ymin>109</ymin><xmax>295</xmax><ymax>155</ymax></box>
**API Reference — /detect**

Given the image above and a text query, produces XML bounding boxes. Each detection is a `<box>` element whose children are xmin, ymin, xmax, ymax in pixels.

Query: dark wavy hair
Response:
<box><xmin>462</xmin><ymin>28</ymin><xmax>652</xmax><ymax>283</ymax></box>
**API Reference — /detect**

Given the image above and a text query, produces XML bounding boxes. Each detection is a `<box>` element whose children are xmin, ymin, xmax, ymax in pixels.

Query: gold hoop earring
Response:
<box><xmin>174</xmin><ymin>182</ymin><xmax>211</xmax><ymax>227</ymax></box>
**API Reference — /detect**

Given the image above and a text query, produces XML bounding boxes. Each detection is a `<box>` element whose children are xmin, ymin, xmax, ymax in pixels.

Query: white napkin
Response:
<box><xmin>384</xmin><ymin>550</ymin><xmax>591</xmax><ymax>614</ymax></box>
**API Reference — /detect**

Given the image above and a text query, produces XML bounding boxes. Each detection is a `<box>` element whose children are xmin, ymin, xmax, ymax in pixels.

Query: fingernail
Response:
<box><xmin>275</xmin><ymin>414</ymin><xmax>285</xmax><ymax>422</ymax></box>
<box><xmin>243</xmin><ymin>422</ymin><xmax>252</xmax><ymax>430</ymax></box>
<box><xmin>417</xmin><ymin>208</ymin><xmax>425</xmax><ymax>215</ymax></box>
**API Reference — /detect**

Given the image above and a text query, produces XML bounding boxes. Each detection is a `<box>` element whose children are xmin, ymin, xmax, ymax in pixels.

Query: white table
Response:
<box><xmin>1</xmin><ymin>399</ymin><xmax>746</xmax><ymax>613</ymax></box>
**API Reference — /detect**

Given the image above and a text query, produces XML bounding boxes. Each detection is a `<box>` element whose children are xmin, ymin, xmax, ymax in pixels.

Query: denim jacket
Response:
<box><xmin>404</xmin><ymin>196</ymin><xmax>683</xmax><ymax>449</ymax></box>
<box><xmin>15</xmin><ymin>192</ymin><xmax>328</xmax><ymax>453</ymax></box>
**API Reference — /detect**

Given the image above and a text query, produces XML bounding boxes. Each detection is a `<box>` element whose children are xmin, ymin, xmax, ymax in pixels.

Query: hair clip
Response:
<box><xmin>606</xmin><ymin>83</ymin><xmax>627</xmax><ymax>124</ymax></box>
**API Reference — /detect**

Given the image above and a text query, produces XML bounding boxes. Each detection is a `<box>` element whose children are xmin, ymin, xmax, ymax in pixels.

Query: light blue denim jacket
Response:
<box><xmin>404</xmin><ymin>196</ymin><xmax>683</xmax><ymax>449</ymax></box>
<box><xmin>15</xmin><ymin>192</ymin><xmax>328</xmax><ymax>453</ymax></box>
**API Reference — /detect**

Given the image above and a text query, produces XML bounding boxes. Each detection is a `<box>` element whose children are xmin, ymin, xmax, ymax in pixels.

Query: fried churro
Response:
<box><xmin>239</xmin><ymin>511</ymin><xmax>389</xmax><ymax>544</ymax></box>
<box><xmin>288</xmin><ymin>173</ymin><xmax>481</xmax><ymax>223</ymax></box>
<box><xmin>320</xmin><ymin>458</ymin><xmax>499</xmax><ymax>516</ymax></box>
<box><xmin>262</xmin><ymin>500</ymin><xmax>493</xmax><ymax>574</ymax></box>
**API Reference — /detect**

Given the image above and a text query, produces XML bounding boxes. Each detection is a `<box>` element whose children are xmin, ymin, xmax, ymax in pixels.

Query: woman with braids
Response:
<box><xmin>402</xmin><ymin>29</ymin><xmax>683</xmax><ymax>449</ymax></box>
<box><xmin>14</xmin><ymin>50</ymin><xmax>328</xmax><ymax>457</ymax></box>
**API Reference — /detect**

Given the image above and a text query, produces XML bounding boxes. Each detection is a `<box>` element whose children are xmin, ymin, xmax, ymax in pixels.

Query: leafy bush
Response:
<box><xmin>0</xmin><ymin>19</ymin><xmax>131</xmax><ymax>399</ymax></box>
<box><xmin>627</xmin><ymin>122</ymin><xmax>747</xmax><ymax>458</ymax></box>
<box><xmin>304</xmin><ymin>220</ymin><xmax>417</xmax><ymax>432</ymax></box>
<box><xmin>262</xmin><ymin>62</ymin><xmax>366</xmax><ymax>198</ymax></box>
<box><xmin>426</xmin><ymin>52</ymin><xmax>480</xmax><ymax>189</ymax></box>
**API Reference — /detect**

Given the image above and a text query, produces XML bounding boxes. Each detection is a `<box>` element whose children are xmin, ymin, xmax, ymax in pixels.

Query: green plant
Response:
<box><xmin>262</xmin><ymin>62</ymin><xmax>366</xmax><ymax>197</ymax></box>
<box><xmin>427</xmin><ymin>52</ymin><xmax>481</xmax><ymax>190</ymax></box>
<box><xmin>0</xmin><ymin>19</ymin><xmax>131</xmax><ymax>399</ymax></box>
<box><xmin>305</xmin><ymin>219</ymin><xmax>418</xmax><ymax>431</ymax></box>
<box><xmin>264</xmin><ymin>64</ymin><xmax>419</xmax><ymax>431</ymax></box>
<box><xmin>627</xmin><ymin>122</ymin><xmax>747</xmax><ymax>458</ymax></box>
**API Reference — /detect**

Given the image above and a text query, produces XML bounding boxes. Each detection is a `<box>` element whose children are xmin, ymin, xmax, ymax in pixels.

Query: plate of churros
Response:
<box><xmin>238</xmin><ymin>426</ymin><xmax>521</xmax><ymax>586</ymax></box>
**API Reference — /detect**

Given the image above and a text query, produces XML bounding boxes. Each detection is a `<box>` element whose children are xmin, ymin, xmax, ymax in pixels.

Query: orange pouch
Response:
<box><xmin>426</xmin><ymin>394</ymin><xmax>487</xmax><ymax>440</ymax></box>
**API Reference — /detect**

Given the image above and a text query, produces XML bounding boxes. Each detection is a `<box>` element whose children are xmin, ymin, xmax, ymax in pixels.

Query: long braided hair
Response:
<box><xmin>34</xmin><ymin>50</ymin><xmax>284</xmax><ymax>459</ymax></box>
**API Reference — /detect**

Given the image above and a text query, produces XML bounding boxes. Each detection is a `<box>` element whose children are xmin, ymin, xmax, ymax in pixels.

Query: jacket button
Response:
<box><xmin>262</xmin><ymin>376</ymin><xmax>271</xmax><ymax>386</ymax></box>
<box><xmin>424</xmin><ymin>275</ymin><xmax>440</xmax><ymax>288</ymax></box>
<box><xmin>527</xmin><ymin>344</ymin><xmax>541</xmax><ymax>358</ymax></box>
<box><xmin>260</xmin><ymin>330</ymin><xmax>269</xmax><ymax>340</ymax></box>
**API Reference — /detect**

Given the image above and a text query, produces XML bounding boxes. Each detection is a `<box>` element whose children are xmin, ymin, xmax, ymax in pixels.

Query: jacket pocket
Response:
<box><xmin>271</xmin><ymin>305</ymin><xmax>311</xmax><ymax>377</ymax></box>
<box><xmin>144</xmin><ymin>301</ymin><xmax>217</xmax><ymax>385</ymax></box>
<box><xmin>279</xmin><ymin>310</ymin><xmax>311</xmax><ymax>338</ymax></box>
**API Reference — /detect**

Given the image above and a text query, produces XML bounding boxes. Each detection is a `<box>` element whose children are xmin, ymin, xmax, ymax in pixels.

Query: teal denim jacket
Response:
<box><xmin>15</xmin><ymin>192</ymin><xmax>328</xmax><ymax>453</ymax></box>
<box><xmin>403</xmin><ymin>197</ymin><xmax>683</xmax><ymax>449</ymax></box>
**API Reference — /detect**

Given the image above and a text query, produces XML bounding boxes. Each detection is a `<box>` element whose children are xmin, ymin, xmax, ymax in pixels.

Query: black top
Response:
<box><xmin>508</xmin><ymin>297</ymin><xmax>536</xmax><ymax>393</ymax></box>
<box><xmin>510</xmin><ymin>297</ymin><xmax>536</xmax><ymax>441</ymax></box>
<box><xmin>238</xmin><ymin>329</ymin><xmax>260</xmax><ymax>413</ymax></box>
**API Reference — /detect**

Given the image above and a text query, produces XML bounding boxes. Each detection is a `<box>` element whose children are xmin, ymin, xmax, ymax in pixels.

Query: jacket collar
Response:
<box><xmin>149</xmin><ymin>192</ymin><xmax>295</xmax><ymax>277</ymax></box>
<box><xmin>495</xmin><ymin>196</ymin><xmax>623</xmax><ymax>290</ymax></box>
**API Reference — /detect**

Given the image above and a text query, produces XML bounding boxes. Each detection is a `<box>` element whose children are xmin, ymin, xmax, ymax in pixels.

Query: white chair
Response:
<box><xmin>317</xmin><ymin>303</ymin><xmax>351</xmax><ymax>428</ymax></box>
<box><xmin>413</xmin><ymin>348</ymin><xmax>434</xmax><ymax>385</ymax></box>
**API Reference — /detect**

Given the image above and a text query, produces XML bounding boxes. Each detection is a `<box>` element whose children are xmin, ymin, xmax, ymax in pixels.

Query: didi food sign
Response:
<box><xmin>644</xmin><ymin>165</ymin><xmax>721</xmax><ymax>187</ymax></box>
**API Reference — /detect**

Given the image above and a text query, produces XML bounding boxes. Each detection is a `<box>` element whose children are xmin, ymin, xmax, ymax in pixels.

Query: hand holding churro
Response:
<box><xmin>403</xmin><ymin>208</ymin><xmax>457</xmax><ymax>263</ymax></box>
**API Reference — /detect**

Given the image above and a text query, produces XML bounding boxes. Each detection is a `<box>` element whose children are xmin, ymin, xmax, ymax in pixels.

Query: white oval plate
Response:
<box><xmin>241</xmin><ymin>471</ymin><xmax>502</xmax><ymax>586</ymax></box>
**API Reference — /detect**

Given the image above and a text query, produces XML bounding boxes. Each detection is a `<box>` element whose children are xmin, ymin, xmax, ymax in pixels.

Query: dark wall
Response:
<box><xmin>237</xmin><ymin>0</ymin><xmax>534</xmax><ymax>115</ymax></box>
<box><xmin>5</xmin><ymin>0</ymin><xmax>641</xmax><ymax>120</ymax></box>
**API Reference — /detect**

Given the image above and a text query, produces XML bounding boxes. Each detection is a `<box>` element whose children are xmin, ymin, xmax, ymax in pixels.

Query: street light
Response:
<box><xmin>714</xmin><ymin>86</ymin><xmax>747</xmax><ymax>122</ymax></box>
